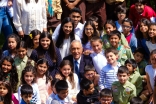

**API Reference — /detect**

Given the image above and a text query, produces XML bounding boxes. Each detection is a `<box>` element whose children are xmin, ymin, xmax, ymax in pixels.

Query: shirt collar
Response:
<box><xmin>73</xmin><ymin>56</ymin><xmax>81</xmax><ymax>64</ymax></box>
<box><xmin>17</xmin><ymin>56</ymin><xmax>28</xmax><ymax>63</ymax></box>
<box><xmin>75</xmin><ymin>22</ymin><xmax>84</xmax><ymax>30</ymax></box>
<box><xmin>55</xmin><ymin>95</ymin><xmax>65</xmax><ymax>103</ymax></box>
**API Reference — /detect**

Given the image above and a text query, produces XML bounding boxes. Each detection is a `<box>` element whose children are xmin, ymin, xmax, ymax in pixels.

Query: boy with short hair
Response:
<box><xmin>90</xmin><ymin>36</ymin><xmax>107</xmax><ymax>74</ymax></box>
<box><xmin>129</xmin><ymin>0</ymin><xmax>156</xmax><ymax>28</ymax></box>
<box><xmin>99</xmin><ymin>88</ymin><xmax>114</xmax><ymax>104</ymax></box>
<box><xmin>130</xmin><ymin>97</ymin><xmax>143</xmax><ymax>104</ymax></box>
<box><xmin>112</xmin><ymin>66</ymin><xmax>136</xmax><ymax>104</ymax></box>
<box><xmin>84</xmin><ymin>65</ymin><xmax>99</xmax><ymax>87</ymax></box>
<box><xmin>20</xmin><ymin>84</ymin><xmax>33</xmax><ymax>104</ymax></box>
<box><xmin>99</xmin><ymin>47</ymin><xmax>120</xmax><ymax>90</ymax></box>
<box><xmin>133</xmin><ymin>48</ymin><xmax>147</xmax><ymax>80</ymax></box>
<box><xmin>125</xmin><ymin>59</ymin><xmax>143</xmax><ymax>95</ymax></box>
<box><xmin>51</xmin><ymin>80</ymin><xmax>69</xmax><ymax>104</ymax></box>
<box><xmin>77</xmin><ymin>78</ymin><xmax>99</xmax><ymax>104</ymax></box>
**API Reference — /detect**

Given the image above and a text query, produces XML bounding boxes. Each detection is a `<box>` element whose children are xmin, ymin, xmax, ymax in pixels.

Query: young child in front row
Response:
<box><xmin>90</xmin><ymin>36</ymin><xmax>107</xmax><ymax>74</ymax></box>
<box><xmin>51</xmin><ymin>80</ymin><xmax>70</xmax><ymax>104</ymax></box>
<box><xmin>130</xmin><ymin>97</ymin><xmax>143</xmax><ymax>104</ymax></box>
<box><xmin>20</xmin><ymin>84</ymin><xmax>33</xmax><ymax>104</ymax></box>
<box><xmin>99</xmin><ymin>47</ymin><xmax>121</xmax><ymax>90</ymax></box>
<box><xmin>133</xmin><ymin>48</ymin><xmax>147</xmax><ymax>81</ymax></box>
<box><xmin>18</xmin><ymin>65</ymin><xmax>41</xmax><ymax>104</ymax></box>
<box><xmin>99</xmin><ymin>88</ymin><xmax>114</xmax><ymax>104</ymax></box>
<box><xmin>125</xmin><ymin>59</ymin><xmax>143</xmax><ymax>96</ymax></box>
<box><xmin>84</xmin><ymin>65</ymin><xmax>99</xmax><ymax>87</ymax></box>
<box><xmin>112</xmin><ymin>66</ymin><xmax>136</xmax><ymax>104</ymax></box>
<box><xmin>77</xmin><ymin>78</ymin><xmax>99</xmax><ymax>104</ymax></box>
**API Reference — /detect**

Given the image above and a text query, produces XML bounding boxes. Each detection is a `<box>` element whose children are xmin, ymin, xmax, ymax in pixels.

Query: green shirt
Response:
<box><xmin>118</xmin><ymin>45</ymin><xmax>134</xmax><ymax>65</ymax></box>
<box><xmin>14</xmin><ymin>56</ymin><xmax>34</xmax><ymax>86</ymax></box>
<box><xmin>138</xmin><ymin>60</ymin><xmax>147</xmax><ymax>76</ymax></box>
<box><xmin>129</xmin><ymin>71</ymin><xmax>143</xmax><ymax>95</ymax></box>
<box><xmin>112</xmin><ymin>81</ymin><xmax>136</xmax><ymax>104</ymax></box>
<box><xmin>102</xmin><ymin>33</ymin><xmax>128</xmax><ymax>50</ymax></box>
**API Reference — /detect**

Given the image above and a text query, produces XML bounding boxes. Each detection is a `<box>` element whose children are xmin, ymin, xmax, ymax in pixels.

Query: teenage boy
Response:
<box><xmin>129</xmin><ymin>0</ymin><xmax>156</xmax><ymax>28</ymax></box>
<box><xmin>125</xmin><ymin>59</ymin><xmax>143</xmax><ymax>96</ymax></box>
<box><xmin>99</xmin><ymin>47</ymin><xmax>121</xmax><ymax>90</ymax></box>
<box><xmin>77</xmin><ymin>78</ymin><xmax>99</xmax><ymax>104</ymax></box>
<box><xmin>84</xmin><ymin>65</ymin><xmax>99</xmax><ymax>87</ymax></box>
<box><xmin>51</xmin><ymin>80</ymin><xmax>70</xmax><ymax>104</ymax></box>
<box><xmin>90</xmin><ymin>36</ymin><xmax>107</xmax><ymax>74</ymax></box>
<box><xmin>112</xmin><ymin>66</ymin><xmax>136</xmax><ymax>104</ymax></box>
<box><xmin>20</xmin><ymin>84</ymin><xmax>33</xmax><ymax>104</ymax></box>
<box><xmin>52</xmin><ymin>8</ymin><xmax>84</xmax><ymax>41</ymax></box>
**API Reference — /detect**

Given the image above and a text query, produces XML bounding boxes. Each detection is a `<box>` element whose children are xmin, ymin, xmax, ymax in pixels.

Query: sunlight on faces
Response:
<box><xmin>40</xmin><ymin>37</ymin><xmax>51</xmax><ymax>50</ymax></box>
<box><xmin>105</xmin><ymin>24</ymin><xmax>116</xmax><ymax>35</ymax></box>
<box><xmin>33</xmin><ymin>34</ymin><xmax>40</xmax><ymax>48</ymax></box>
<box><xmin>21</xmin><ymin>94</ymin><xmax>33</xmax><ymax>104</ymax></box>
<box><xmin>24</xmin><ymin>72</ymin><xmax>34</xmax><ymax>85</ymax></box>
<box><xmin>140</xmin><ymin>23</ymin><xmax>148</xmax><ymax>33</ymax></box>
<box><xmin>18</xmin><ymin>47</ymin><xmax>27</xmax><ymax>59</ymax></box>
<box><xmin>8</xmin><ymin>38</ymin><xmax>17</xmax><ymax>50</ymax></box>
<box><xmin>117</xmin><ymin>73</ymin><xmax>129</xmax><ymax>84</ymax></box>
<box><xmin>60</xmin><ymin>65</ymin><xmax>72</xmax><ymax>77</ymax></box>
<box><xmin>134</xmin><ymin>52</ymin><xmax>144</xmax><ymax>63</ymax></box>
<box><xmin>37</xmin><ymin>63</ymin><xmax>48</xmax><ymax>76</ymax></box>
<box><xmin>100</xmin><ymin>96</ymin><xmax>113</xmax><ymax>104</ymax></box>
<box><xmin>0</xmin><ymin>85</ymin><xmax>8</xmax><ymax>97</ymax></box>
<box><xmin>91</xmin><ymin>41</ymin><xmax>103</xmax><ymax>54</ymax></box>
<box><xmin>84</xmin><ymin>70</ymin><xmax>95</xmax><ymax>81</ymax></box>
<box><xmin>63</xmin><ymin>22</ymin><xmax>73</xmax><ymax>35</ymax></box>
<box><xmin>135</xmin><ymin>3</ymin><xmax>144</xmax><ymax>13</ymax></box>
<box><xmin>85</xmin><ymin>25</ymin><xmax>94</xmax><ymax>38</ymax></box>
<box><xmin>1</xmin><ymin>60</ymin><xmax>12</xmax><ymax>73</ymax></box>
<box><xmin>148</xmin><ymin>25</ymin><xmax>156</xmax><ymax>38</ymax></box>
<box><xmin>109</xmin><ymin>35</ymin><xmax>120</xmax><ymax>48</ymax></box>
<box><xmin>105</xmin><ymin>52</ymin><xmax>118</xmax><ymax>65</ymax></box>
<box><xmin>70</xmin><ymin>41</ymin><xmax>83</xmax><ymax>60</ymax></box>
<box><xmin>69</xmin><ymin>12</ymin><xmax>81</xmax><ymax>27</ymax></box>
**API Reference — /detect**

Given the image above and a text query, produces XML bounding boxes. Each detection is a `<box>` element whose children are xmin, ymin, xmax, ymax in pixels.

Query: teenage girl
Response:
<box><xmin>55</xmin><ymin>17</ymin><xmax>81</xmax><ymax>59</ymax></box>
<box><xmin>30</xmin><ymin>31</ymin><xmax>62</xmax><ymax>78</ymax></box>
<box><xmin>18</xmin><ymin>65</ymin><xmax>41</xmax><ymax>103</ymax></box>
<box><xmin>26</xmin><ymin>29</ymin><xmax>41</xmax><ymax>57</ymax></box>
<box><xmin>55</xmin><ymin>60</ymin><xmax>80</xmax><ymax>103</ymax></box>
<box><xmin>102</xmin><ymin>20</ymin><xmax>128</xmax><ymax>50</ymax></box>
<box><xmin>0</xmin><ymin>56</ymin><xmax>18</xmax><ymax>92</ymax></box>
<box><xmin>146</xmin><ymin>23</ymin><xmax>156</xmax><ymax>52</ymax></box>
<box><xmin>122</xmin><ymin>18</ymin><xmax>137</xmax><ymax>52</ymax></box>
<box><xmin>145</xmin><ymin>49</ymin><xmax>156</xmax><ymax>103</ymax></box>
<box><xmin>81</xmin><ymin>21</ymin><xmax>99</xmax><ymax>55</ymax></box>
<box><xmin>0</xmin><ymin>81</ymin><xmax>13</xmax><ymax>104</ymax></box>
<box><xmin>136</xmin><ymin>18</ymin><xmax>151</xmax><ymax>61</ymax></box>
<box><xmin>14</xmin><ymin>41</ymin><xmax>34</xmax><ymax>86</ymax></box>
<box><xmin>2</xmin><ymin>34</ymin><xmax>20</xmax><ymax>58</ymax></box>
<box><xmin>36</xmin><ymin>58</ymin><xmax>52</xmax><ymax>104</ymax></box>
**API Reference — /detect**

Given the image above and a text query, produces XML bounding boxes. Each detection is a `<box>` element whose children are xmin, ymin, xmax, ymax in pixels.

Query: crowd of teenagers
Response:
<box><xmin>0</xmin><ymin>0</ymin><xmax>156</xmax><ymax>104</ymax></box>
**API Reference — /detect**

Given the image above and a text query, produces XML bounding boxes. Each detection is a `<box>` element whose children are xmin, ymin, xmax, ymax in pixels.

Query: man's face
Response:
<box><xmin>70</xmin><ymin>42</ymin><xmax>83</xmax><ymax>60</ymax></box>
<box><xmin>69</xmin><ymin>12</ymin><xmax>82</xmax><ymax>27</ymax></box>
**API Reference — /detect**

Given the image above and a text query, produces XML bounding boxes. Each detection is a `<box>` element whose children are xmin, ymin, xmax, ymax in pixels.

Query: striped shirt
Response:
<box><xmin>99</xmin><ymin>63</ymin><xmax>121</xmax><ymax>90</ymax></box>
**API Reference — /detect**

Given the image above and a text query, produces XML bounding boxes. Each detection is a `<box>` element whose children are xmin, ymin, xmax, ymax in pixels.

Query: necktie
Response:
<box><xmin>74</xmin><ymin>60</ymin><xmax>80</xmax><ymax>79</ymax></box>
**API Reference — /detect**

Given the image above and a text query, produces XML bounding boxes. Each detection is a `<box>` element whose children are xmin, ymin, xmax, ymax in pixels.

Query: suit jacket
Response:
<box><xmin>63</xmin><ymin>54</ymin><xmax>93</xmax><ymax>78</ymax></box>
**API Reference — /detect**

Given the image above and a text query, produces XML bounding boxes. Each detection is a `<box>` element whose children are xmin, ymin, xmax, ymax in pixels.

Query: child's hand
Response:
<box><xmin>123</xmin><ymin>45</ymin><xmax>130</xmax><ymax>49</ymax></box>
<box><xmin>72</xmin><ymin>96</ymin><xmax>77</xmax><ymax>102</ymax></box>
<box><xmin>67</xmin><ymin>3</ymin><xmax>75</xmax><ymax>10</ymax></box>
<box><xmin>55</xmin><ymin>73</ymin><xmax>63</xmax><ymax>80</ymax></box>
<box><xmin>7</xmin><ymin>1</ymin><xmax>13</xmax><ymax>7</ymax></box>
<box><xmin>83</xmin><ymin>50</ymin><xmax>93</xmax><ymax>55</ymax></box>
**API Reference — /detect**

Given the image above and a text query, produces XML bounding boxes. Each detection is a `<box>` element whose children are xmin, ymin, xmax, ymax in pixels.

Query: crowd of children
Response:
<box><xmin>0</xmin><ymin>0</ymin><xmax>156</xmax><ymax>104</ymax></box>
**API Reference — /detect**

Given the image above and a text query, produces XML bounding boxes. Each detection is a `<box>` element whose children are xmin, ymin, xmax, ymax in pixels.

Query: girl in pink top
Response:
<box><xmin>36</xmin><ymin>58</ymin><xmax>52</xmax><ymax>104</ymax></box>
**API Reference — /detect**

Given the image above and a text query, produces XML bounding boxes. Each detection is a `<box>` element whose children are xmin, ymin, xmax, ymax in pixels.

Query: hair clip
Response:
<box><xmin>29</xmin><ymin>34</ymin><xmax>33</xmax><ymax>39</ymax></box>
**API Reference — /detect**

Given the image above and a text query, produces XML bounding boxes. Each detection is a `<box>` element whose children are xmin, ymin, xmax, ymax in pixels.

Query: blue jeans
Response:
<box><xmin>0</xmin><ymin>7</ymin><xmax>13</xmax><ymax>50</ymax></box>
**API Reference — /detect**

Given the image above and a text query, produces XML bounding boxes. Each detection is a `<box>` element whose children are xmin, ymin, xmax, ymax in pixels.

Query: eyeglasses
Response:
<box><xmin>122</xmin><ymin>25</ymin><xmax>131</xmax><ymax>29</ymax></box>
<box><xmin>86</xmin><ymin>73</ymin><xmax>94</xmax><ymax>77</ymax></box>
<box><xmin>85</xmin><ymin>28</ymin><xmax>93</xmax><ymax>31</ymax></box>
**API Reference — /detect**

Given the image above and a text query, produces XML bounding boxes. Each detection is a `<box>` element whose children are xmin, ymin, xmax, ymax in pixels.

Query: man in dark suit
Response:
<box><xmin>63</xmin><ymin>40</ymin><xmax>93</xmax><ymax>79</ymax></box>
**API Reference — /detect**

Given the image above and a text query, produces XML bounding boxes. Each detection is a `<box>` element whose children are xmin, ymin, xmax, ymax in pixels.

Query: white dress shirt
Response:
<box><xmin>52</xmin><ymin>22</ymin><xmax>84</xmax><ymax>41</ymax></box>
<box><xmin>90</xmin><ymin>51</ymin><xmax>107</xmax><ymax>74</ymax></box>
<box><xmin>13</xmin><ymin>0</ymin><xmax>47</xmax><ymax>35</ymax></box>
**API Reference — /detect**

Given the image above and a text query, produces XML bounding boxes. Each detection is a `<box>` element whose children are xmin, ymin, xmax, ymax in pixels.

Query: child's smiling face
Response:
<box><xmin>135</xmin><ymin>3</ymin><xmax>144</xmax><ymax>13</ymax></box>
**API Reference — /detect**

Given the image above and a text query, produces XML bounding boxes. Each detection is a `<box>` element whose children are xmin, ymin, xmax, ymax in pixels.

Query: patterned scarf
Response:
<box><xmin>48</xmin><ymin>0</ymin><xmax>54</xmax><ymax>16</ymax></box>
